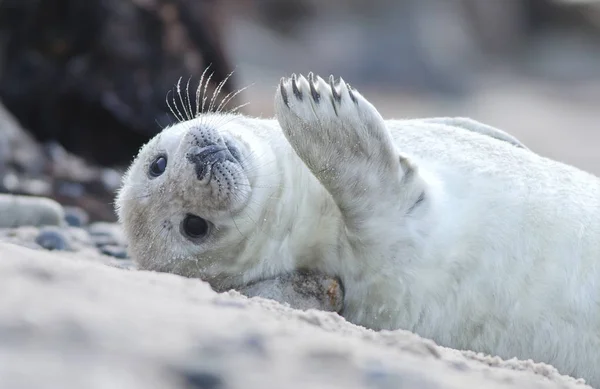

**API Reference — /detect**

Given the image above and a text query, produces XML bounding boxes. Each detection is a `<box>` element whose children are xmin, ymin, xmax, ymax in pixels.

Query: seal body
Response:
<box><xmin>116</xmin><ymin>74</ymin><xmax>600</xmax><ymax>386</ymax></box>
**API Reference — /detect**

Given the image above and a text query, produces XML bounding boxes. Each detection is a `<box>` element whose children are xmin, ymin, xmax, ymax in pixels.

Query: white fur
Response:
<box><xmin>117</xmin><ymin>73</ymin><xmax>600</xmax><ymax>386</ymax></box>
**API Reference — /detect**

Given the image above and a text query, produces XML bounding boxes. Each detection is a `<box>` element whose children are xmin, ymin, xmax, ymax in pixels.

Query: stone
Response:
<box><xmin>0</xmin><ymin>194</ymin><xmax>65</xmax><ymax>228</ymax></box>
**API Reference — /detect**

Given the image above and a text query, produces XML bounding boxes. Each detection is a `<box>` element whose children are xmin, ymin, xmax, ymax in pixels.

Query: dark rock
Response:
<box><xmin>0</xmin><ymin>0</ymin><xmax>237</xmax><ymax>168</ymax></box>
<box><xmin>181</xmin><ymin>371</ymin><xmax>224</xmax><ymax>389</ymax></box>
<box><xmin>0</xmin><ymin>100</ymin><xmax>121</xmax><ymax>222</ymax></box>
<box><xmin>35</xmin><ymin>227</ymin><xmax>71</xmax><ymax>251</ymax></box>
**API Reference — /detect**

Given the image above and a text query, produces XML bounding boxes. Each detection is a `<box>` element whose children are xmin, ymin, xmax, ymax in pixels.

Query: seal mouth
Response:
<box><xmin>224</xmin><ymin>139</ymin><xmax>242</xmax><ymax>164</ymax></box>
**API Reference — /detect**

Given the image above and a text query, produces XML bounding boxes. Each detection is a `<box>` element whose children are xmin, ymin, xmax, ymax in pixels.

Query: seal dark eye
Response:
<box><xmin>149</xmin><ymin>155</ymin><xmax>167</xmax><ymax>177</ymax></box>
<box><xmin>182</xmin><ymin>214</ymin><xmax>209</xmax><ymax>239</ymax></box>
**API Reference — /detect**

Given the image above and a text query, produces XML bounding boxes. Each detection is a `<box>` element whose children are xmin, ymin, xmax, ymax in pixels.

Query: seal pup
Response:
<box><xmin>116</xmin><ymin>73</ymin><xmax>600</xmax><ymax>386</ymax></box>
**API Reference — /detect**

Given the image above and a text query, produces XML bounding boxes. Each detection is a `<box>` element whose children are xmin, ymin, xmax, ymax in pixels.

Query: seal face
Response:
<box><xmin>117</xmin><ymin>73</ymin><xmax>600</xmax><ymax>386</ymax></box>
<box><xmin>116</xmin><ymin>116</ymin><xmax>281</xmax><ymax>286</ymax></box>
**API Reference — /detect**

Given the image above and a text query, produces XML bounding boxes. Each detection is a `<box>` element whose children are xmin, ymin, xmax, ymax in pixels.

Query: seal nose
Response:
<box><xmin>186</xmin><ymin>144</ymin><xmax>230</xmax><ymax>181</ymax></box>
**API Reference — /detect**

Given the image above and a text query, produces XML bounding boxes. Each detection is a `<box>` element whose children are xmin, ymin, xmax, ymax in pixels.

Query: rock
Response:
<box><xmin>0</xmin><ymin>0</ymin><xmax>237</xmax><ymax>167</ymax></box>
<box><xmin>63</xmin><ymin>206</ymin><xmax>90</xmax><ymax>227</ymax></box>
<box><xmin>0</xmin><ymin>194</ymin><xmax>64</xmax><ymax>228</ymax></box>
<box><xmin>98</xmin><ymin>244</ymin><xmax>128</xmax><ymax>260</ymax></box>
<box><xmin>0</xmin><ymin>99</ymin><xmax>44</xmax><ymax>177</ymax></box>
<box><xmin>0</xmin><ymin>100</ymin><xmax>122</xmax><ymax>222</ymax></box>
<box><xmin>0</xmin><ymin>220</ymin><xmax>133</xmax><ymax>265</ymax></box>
<box><xmin>87</xmin><ymin>222</ymin><xmax>127</xmax><ymax>248</ymax></box>
<box><xmin>0</xmin><ymin>241</ymin><xmax>591</xmax><ymax>389</ymax></box>
<box><xmin>179</xmin><ymin>371</ymin><xmax>224</xmax><ymax>389</ymax></box>
<box><xmin>35</xmin><ymin>226</ymin><xmax>72</xmax><ymax>251</ymax></box>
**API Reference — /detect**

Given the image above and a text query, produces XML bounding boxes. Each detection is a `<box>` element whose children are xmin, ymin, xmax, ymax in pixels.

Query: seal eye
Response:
<box><xmin>182</xmin><ymin>214</ymin><xmax>209</xmax><ymax>239</ymax></box>
<box><xmin>149</xmin><ymin>155</ymin><xmax>167</xmax><ymax>177</ymax></box>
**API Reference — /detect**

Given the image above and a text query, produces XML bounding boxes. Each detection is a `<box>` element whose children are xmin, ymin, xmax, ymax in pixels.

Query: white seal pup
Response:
<box><xmin>116</xmin><ymin>73</ymin><xmax>600</xmax><ymax>386</ymax></box>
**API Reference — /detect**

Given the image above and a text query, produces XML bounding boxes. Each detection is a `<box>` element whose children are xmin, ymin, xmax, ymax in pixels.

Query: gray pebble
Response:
<box><xmin>63</xmin><ymin>206</ymin><xmax>89</xmax><ymax>227</ymax></box>
<box><xmin>0</xmin><ymin>194</ymin><xmax>65</xmax><ymax>228</ymax></box>
<box><xmin>89</xmin><ymin>234</ymin><xmax>118</xmax><ymax>247</ymax></box>
<box><xmin>87</xmin><ymin>222</ymin><xmax>126</xmax><ymax>247</ymax></box>
<box><xmin>35</xmin><ymin>227</ymin><xmax>71</xmax><ymax>251</ymax></box>
<box><xmin>99</xmin><ymin>244</ymin><xmax>128</xmax><ymax>259</ymax></box>
<box><xmin>181</xmin><ymin>371</ymin><xmax>223</xmax><ymax>389</ymax></box>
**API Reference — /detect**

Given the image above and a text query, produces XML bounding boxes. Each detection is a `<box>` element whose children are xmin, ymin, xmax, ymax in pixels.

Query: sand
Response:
<box><xmin>0</xmin><ymin>241</ymin><xmax>591</xmax><ymax>389</ymax></box>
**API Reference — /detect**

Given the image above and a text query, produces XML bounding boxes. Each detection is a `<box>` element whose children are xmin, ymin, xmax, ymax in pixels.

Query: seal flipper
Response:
<box><xmin>274</xmin><ymin>73</ymin><xmax>429</xmax><ymax>231</ymax></box>
<box><xmin>237</xmin><ymin>270</ymin><xmax>344</xmax><ymax>313</ymax></box>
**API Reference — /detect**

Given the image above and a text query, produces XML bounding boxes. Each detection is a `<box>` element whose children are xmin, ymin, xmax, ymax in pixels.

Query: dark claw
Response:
<box><xmin>291</xmin><ymin>74</ymin><xmax>302</xmax><ymax>100</ymax></box>
<box><xmin>279</xmin><ymin>78</ymin><xmax>289</xmax><ymax>107</ymax></box>
<box><xmin>329</xmin><ymin>75</ymin><xmax>341</xmax><ymax>103</ymax></box>
<box><xmin>308</xmin><ymin>72</ymin><xmax>320</xmax><ymax>103</ymax></box>
<box><xmin>347</xmin><ymin>83</ymin><xmax>357</xmax><ymax>103</ymax></box>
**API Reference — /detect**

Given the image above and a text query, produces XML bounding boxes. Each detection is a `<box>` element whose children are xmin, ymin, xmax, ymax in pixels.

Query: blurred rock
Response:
<box><xmin>0</xmin><ymin>220</ymin><xmax>132</xmax><ymax>265</ymax></box>
<box><xmin>0</xmin><ymin>0</ymin><xmax>236</xmax><ymax>167</ymax></box>
<box><xmin>87</xmin><ymin>222</ymin><xmax>127</xmax><ymax>248</ymax></box>
<box><xmin>0</xmin><ymin>98</ymin><xmax>45</xmax><ymax>178</ymax></box>
<box><xmin>35</xmin><ymin>226</ymin><xmax>72</xmax><ymax>251</ymax></box>
<box><xmin>63</xmin><ymin>206</ymin><xmax>90</xmax><ymax>228</ymax></box>
<box><xmin>0</xmin><ymin>103</ymin><xmax>124</xmax><ymax>222</ymax></box>
<box><xmin>0</xmin><ymin>194</ymin><xmax>64</xmax><ymax>228</ymax></box>
<box><xmin>98</xmin><ymin>244</ymin><xmax>129</xmax><ymax>260</ymax></box>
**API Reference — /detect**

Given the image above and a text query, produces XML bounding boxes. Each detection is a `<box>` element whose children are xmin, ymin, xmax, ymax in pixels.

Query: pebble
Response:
<box><xmin>99</xmin><ymin>244</ymin><xmax>128</xmax><ymax>259</ymax></box>
<box><xmin>0</xmin><ymin>194</ymin><xmax>65</xmax><ymax>228</ymax></box>
<box><xmin>0</xmin><ymin>219</ymin><xmax>130</xmax><ymax>262</ymax></box>
<box><xmin>180</xmin><ymin>371</ymin><xmax>224</xmax><ymax>389</ymax></box>
<box><xmin>64</xmin><ymin>206</ymin><xmax>90</xmax><ymax>227</ymax></box>
<box><xmin>35</xmin><ymin>226</ymin><xmax>72</xmax><ymax>251</ymax></box>
<box><xmin>87</xmin><ymin>222</ymin><xmax>126</xmax><ymax>247</ymax></box>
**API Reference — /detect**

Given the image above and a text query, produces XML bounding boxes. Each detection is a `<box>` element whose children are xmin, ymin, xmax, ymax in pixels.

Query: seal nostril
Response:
<box><xmin>186</xmin><ymin>144</ymin><xmax>237</xmax><ymax>181</ymax></box>
<box><xmin>181</xmin><ymin>214</ymin><xmax>209</xmax><ymax>240</ymax></box>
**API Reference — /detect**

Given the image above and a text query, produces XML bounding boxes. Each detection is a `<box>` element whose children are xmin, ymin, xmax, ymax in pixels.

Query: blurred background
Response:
<box><xmin>0</xmin><ymin>0</ymin><xmax>599</xmax><ymax>222</ymax></box>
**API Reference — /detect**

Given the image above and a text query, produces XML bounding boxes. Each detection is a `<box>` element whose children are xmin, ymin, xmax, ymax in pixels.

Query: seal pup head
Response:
<box><xmin>115</xmin><ymin>77</ymin><xmax>279</xmax><ymax>290</ymax></box>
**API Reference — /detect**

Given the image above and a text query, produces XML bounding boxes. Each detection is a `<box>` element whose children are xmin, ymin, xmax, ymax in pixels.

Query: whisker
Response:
<box><xmin>209</xmin><ymin>74</ymin><xmax>228</xmax><ymax>113</ymax></box>
<box><xmin>196</xmin><ymin>65</ymin><xmax>212</xmax><ymax>117</ymax></box>
<box><xmin>210</xmin><ymin>68</ymin><xmax>238</xmax><ymax>114</ymax></box>
<box><xmin>201</xmin><ymin>71</ymin><xmax>215</xmax><ymax>114</ymax></box>
<box><xmin>172</xmin><ymin>78</ymin><xmax>186</xmax><ymax>123</ymax></box>
<box><xmin>176</xmin><ymin>77</ymin><xmax>186</xmax><ymax>121</ymax></box>
<box><xmin>228</xmin><ymin>102</ymin><xmax>250</xmax><ymax>115</ymax></box>
<box><xmin>216</xmin><ymin>84</ymin><xmax>253</xmax><ymax>114</ymax></box>
<box><xmin>165</xmin><ymin>90</ymin><xmax>183</xmax><ymax>122</ymax></box>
